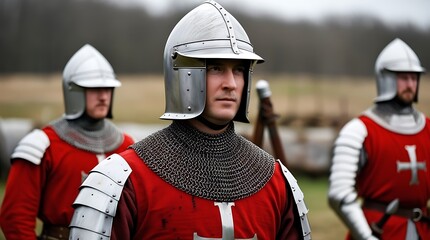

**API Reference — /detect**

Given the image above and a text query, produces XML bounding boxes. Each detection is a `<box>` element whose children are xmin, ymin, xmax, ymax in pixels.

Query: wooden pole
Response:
<box><xmin>254</xmin><ymin>80</ymin><xmax>288</xmax><ymax>167</ymax></box>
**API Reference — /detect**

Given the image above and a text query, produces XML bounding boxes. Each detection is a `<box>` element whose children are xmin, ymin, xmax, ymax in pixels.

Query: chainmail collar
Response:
<box><xmin>131</xmin><ymin>120</ymin><xmax>275</xmax><ymax>202</ymax></box>
<box><xmin>363</xmin><ymin>103</ymin><xmax>425</xmax><ymax>134</ymax></box>
<box><xmin>50</xmin><ymin>117</ymin><xmax>124</xmax><ymax>153</ymax></box>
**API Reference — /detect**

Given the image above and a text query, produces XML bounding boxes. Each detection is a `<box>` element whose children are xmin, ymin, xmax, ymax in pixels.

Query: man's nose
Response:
<box><xmin>222</xmin><ymin>70</ymin><xmax>237</xmax><ymax>89</ymax></box>
<box><xmin>98</xmin><ymin>89</ymin><xmax>111</xmax><ymax>98</ymax></box>
<box><xmin>405</xmin><ymin>76</ymin><xmax>417</xmax><ymax>85</ymax></box>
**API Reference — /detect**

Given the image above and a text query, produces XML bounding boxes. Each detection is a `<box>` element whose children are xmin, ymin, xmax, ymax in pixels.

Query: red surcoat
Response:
<box><xmin>0</xmin><ymin>126</ymin><xmax>134</xmax><ymax>240</ymax></box>
<box><xmin>356</xmin><ymin>115</ymin><xmax>430</xmax><ymax>239</ymax></box>
<box><xmin>111</xmin><ymin>149</ymin><xmax>301</xmax><ymax>240</ymax></box>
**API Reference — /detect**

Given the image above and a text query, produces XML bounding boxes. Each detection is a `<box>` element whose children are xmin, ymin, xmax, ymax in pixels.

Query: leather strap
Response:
<box><xmin>363</xmin><ymin>200</ymin><xmax>429</xmax><ymax>223</ymax></box>
<box><xmin>39</xmin><ymin>225</ymin><xmax>70</xmax><ymax>240</ymax></box>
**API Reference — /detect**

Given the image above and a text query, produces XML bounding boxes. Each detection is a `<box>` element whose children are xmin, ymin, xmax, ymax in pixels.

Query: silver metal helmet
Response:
<box><xmin>374</xmin><ymin>38</ymin><xmax>425</xmax><ymax>102</ymax></box>
<box><xmin>160</xmin><ymin>0</ymin><xmax>264</xmax><ymax>123</ymax></box>
<box><xmin>62</xmin><ymin>44</ymin><xmax>121</xmax><ymax>120</ymax></box>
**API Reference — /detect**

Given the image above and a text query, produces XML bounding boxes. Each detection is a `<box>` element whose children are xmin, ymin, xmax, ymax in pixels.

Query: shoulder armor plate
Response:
<box><xmin>69</xmin><ymin>154</ymin><xmax>132</xmax><ymax>239</ymax></box>
<box><xmin>328</xmin><ymin>118</ymin><xmax>375</xmax><ymax>239</ymax></box>
<box><xmin>11</xmin><ymin>129</ymin><xmax>50</xmax><ymax>165</ymax></box>
<box><xmin>335</xmin><ymin>118</ymin><xmax>368</xmax><ymax>149</ymax></box>
<box><xmin>329</xmin><ymin>118</ymin><xmax>367</xmax><ymax>204</ymax></box>
<box><xmin>278</xmin><ymin>160</ymin><xmax>311</xmax><ymax>240</ymax></box>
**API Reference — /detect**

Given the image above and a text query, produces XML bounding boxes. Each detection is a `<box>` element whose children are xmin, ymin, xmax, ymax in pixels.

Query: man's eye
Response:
<box><xmin>208</xmin><ymin>66</ymin><xmax>222</xmax><ymax>71</ymax></box>
<box><xmin>234</xmin><ymin>67</ymin><xmax>246</xmax><ymax>73</ymax></box>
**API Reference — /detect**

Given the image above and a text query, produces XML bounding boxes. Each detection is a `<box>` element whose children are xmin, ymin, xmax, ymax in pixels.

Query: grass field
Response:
<box><xmin>1</xmin><ymin>73</ymin><xmax>430</xmax><ymax>239</ymax></box>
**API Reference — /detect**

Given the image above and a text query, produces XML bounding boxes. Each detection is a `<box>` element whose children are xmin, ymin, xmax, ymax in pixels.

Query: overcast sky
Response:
<box><xmin>116</xmin><ymin>0</ymin><xmax>430</xmax><ymax>30</ymax></box>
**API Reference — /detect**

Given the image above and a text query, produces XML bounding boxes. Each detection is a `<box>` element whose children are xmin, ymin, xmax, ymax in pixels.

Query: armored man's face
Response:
<box><xmin>85</xmin><ymin>87</ymin><xmax>113</xmax><ymax>120</ymax></box>
<box><xmin>396</xmin><ymin>72</ymin><xmax>418</xmax><ymax>104</ymax></box>
<box><xmin>202</xmin><ymin>59</ymin><xmax>247</xmax><ymax>125</ymax></box>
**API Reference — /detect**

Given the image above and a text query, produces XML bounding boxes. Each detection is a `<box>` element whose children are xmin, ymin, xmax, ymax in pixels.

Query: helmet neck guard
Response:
<box><xmin>50</xmin><ymin>117</ymin><xmax>124</xmax><ymax>153</ymax></box>
<box><xmin>363</xmin><ymin>103</ymin><xmax>425</xmax><ymax>134</ymax></box>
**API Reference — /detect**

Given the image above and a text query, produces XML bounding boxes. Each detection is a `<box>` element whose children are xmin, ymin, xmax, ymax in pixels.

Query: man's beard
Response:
<box><xmin>395</xmin><ymin>90</ymin><xmax>415</xmax><ymax>106</ymax></box>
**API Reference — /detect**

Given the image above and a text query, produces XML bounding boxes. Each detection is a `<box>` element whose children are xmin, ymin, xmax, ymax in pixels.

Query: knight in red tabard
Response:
<box><xmin>0</xmin><ymin>44</ymin><xmax>134</xmax><ymax>240</ymax></box>
<box><xmin>328</xmin><ymin>38</ymin><xmax>430</xmax><ymax>240</ymax></box>
<box><xmin>68</xmin><ymin>1</ymin><xmax>311</xmax><ymax>239</ymax></box>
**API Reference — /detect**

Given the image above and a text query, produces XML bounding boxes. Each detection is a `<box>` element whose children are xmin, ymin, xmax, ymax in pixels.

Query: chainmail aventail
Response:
<box><xmin>131</xmin><ymin>121</ymin><xmax>275</xmax><ymax>202</ymax></box>
<box><xmin>50</xmin><ymin>117</ymin><xmax>124</xmax><ymax>154</ymax></box>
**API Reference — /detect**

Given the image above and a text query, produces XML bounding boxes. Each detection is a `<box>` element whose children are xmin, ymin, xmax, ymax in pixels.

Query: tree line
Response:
<box><xmin>1</xmin><ymin>0</ymin><xmax>429</xmax><ymax>77</ymax></box>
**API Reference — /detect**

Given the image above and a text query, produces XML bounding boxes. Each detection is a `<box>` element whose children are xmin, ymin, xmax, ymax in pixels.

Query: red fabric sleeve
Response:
<box><xmin>276</xmin><ymin>164</ymin><xmax>303</xmax><ymax>239</ymax></box>
<box><xmin>0</xmin><ymin>159</ymin><xmax>45</xmax><ymax>240</ymax></box>
<box><xmin>276</xmin><ymin>182</ymin><xmax>303</xmax><ymax>240</ymax></box>
<box><xmin>111</xmin><ymin>177</ymin><xmax>137</xmax><ymax>240</ymax></box>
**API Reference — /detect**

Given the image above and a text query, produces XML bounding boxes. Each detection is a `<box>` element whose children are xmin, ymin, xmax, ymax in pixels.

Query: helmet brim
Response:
<box><xmin>74</xmin><ymin>78</ymin><xmax>121</xmax><ymax>88</ymax></box>
<box><xmin>385</xmin><ymin>64</ymin><xmax>426</xmax><ymax>73</ymax></box>
<box><xmin>176</xmin><ymin>47</ymin><xmax>264</xmax><ymax>64</ymax></box>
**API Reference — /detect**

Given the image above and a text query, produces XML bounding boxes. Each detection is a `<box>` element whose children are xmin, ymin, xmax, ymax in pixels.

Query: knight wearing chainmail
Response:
<box><xmin>0</xmin><ymin>44</ymin><xmax>134</xmax><ymax>240</ymax></box>
<box><xmin>68</xmin><ymin>1</ymin><xmax>311</xmax><ymax>239</ymax></box>
<box><xmin>328</xmin><ymin>38</ymin><xmax>430</xmax><ymax>240</ymax></box>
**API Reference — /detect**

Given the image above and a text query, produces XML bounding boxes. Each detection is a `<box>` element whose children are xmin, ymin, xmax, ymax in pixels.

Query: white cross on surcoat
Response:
<box><xmin>193</xmin><ymin>202</ymin><xmax>257</xmax><ymax>240</ymax></box>
<box><xmin>397</xmin><ymin>145</ymin><xmax>426</xmax><ymax>185</ymax></box>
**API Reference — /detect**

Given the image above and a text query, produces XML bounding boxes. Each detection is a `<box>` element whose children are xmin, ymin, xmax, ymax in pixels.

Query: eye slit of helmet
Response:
<box><xmin>172</xmin><ymin>54</ymin><xmax>205</xmax><ymax>69</ymax></box>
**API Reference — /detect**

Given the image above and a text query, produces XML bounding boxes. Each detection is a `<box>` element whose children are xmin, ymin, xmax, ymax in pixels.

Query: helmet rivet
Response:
<box><xmin>187</xmin><ymin>106</ymin><xmax>192</xmax><ymax>111</ymax></box>
<box><xmin>187</xmin><ymin>72</ymin><xmax>191</xmax><ymax>76</ymax></box>
<box><xmin>171</xmin><ymin>52</ymin><xmax>178</xmax><ymax>59</ymax></box>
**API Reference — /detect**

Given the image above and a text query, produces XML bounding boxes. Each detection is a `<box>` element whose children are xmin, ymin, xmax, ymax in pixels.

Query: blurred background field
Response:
<box><xmin>2</xmin><ymin>73</ymin><xmax>429</xmax><ymax>126</ymax></box>
<box><xmin>1</xmin><ymin>73</ymin><xmax>430</xmax><ymax>239</ymax></box>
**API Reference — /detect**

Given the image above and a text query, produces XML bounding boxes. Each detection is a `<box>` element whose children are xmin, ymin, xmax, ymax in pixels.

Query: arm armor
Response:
<box><xmin>69</xmin><ymin>154</ymin><xmax>132</xmax><ymax>240</ymax></box>
<box><xmin>11</xmin><ymin>129</ymin><xmax>50</xmax><ymax>165</ymax></box>
<box><xmin>278</xmin><ymin>160</ymin><xmax>311</xmax><ymax>240</ymax></box>
<box><xmin>327</xmin><ymin>118</ymin><xmax>377</xmax><ymax>240</ymax></box>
